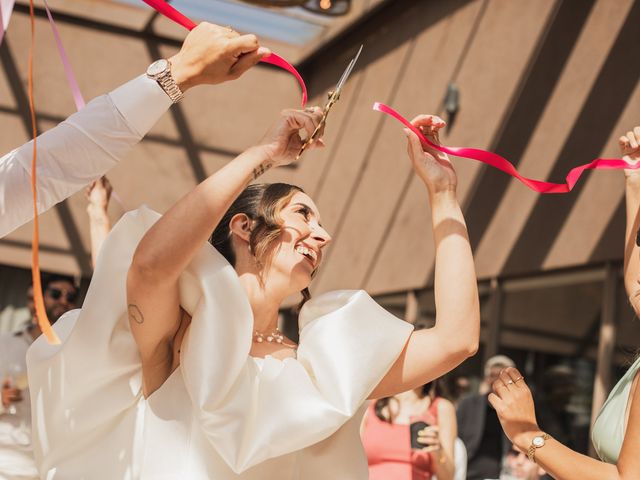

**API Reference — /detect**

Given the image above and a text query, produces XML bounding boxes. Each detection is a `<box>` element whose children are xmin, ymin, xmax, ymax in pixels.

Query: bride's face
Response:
<box><xmin>268</xmin><ymin>192</ymin><xmax>331</xmax><ymax>292</ymax></box>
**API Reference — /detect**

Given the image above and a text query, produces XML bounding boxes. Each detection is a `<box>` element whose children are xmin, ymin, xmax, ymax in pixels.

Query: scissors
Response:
<box><xmin>297</xmin><ymin>44</ymin><xmax>364</xmax><ymax>160</ymax></box>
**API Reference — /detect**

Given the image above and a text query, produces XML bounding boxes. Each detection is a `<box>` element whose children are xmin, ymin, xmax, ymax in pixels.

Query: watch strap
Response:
<box><xmin>527</xmin><ymin>433</ymin><xmax>550</xmax><ymax>462</ymax></box>
<box><xmin>147</xmin><ymin>59</ymin><xmax>183</xmax><ymax>104</ymax></box>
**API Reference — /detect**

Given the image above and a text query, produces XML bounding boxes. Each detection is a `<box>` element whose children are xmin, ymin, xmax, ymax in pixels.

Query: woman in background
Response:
<box><xmin>489</xmin><ymin>127</ymin><xmax>640</xmax><ymax>479</ymax></box>
<box><xmin>363</xmin><ymin>378</ymin><xmax>458</xmax><ymax>480</ymax></box>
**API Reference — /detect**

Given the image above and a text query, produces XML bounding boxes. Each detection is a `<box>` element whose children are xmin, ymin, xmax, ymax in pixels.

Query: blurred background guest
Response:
<box><xmin>495</xmin><ymin>445</ymin><xmax>546</xmax><ymax>480</ymax></box>
<box><xmin>0</xmin><ymin>274</ymin><xmax>78</xmax><ymax>480</ymax></box>
<box><xmin>0</xmin><ymin>179</ymin><xmax>112</xmax><ymax>479</ymax></box>
<box><xmin>457</xmin><ymin>355</ymin><xmax>515</xmax><ymax>480</ymax></box>
<box><xmin>363</xmin><ymin>379</ymin><xmax>458</xmax><ymax>480</ymax></box>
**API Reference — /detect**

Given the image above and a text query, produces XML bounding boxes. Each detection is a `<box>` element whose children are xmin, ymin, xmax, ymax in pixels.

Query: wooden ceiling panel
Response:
<box><xmin>473</xmin><ymin>0</ymin><xmax>635</xmax><ymax>279</ymax></box>
<box><xmin>366</xmin><ymin>0</ymin><xmax>556</xmax><ymax>293</ymax></box>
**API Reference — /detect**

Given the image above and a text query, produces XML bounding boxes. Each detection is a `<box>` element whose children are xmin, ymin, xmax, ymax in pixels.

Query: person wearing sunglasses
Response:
<box><xmin>1</xmin><ymin>274</ymin><xmax>77</xmax><ymax>480</ymax></box>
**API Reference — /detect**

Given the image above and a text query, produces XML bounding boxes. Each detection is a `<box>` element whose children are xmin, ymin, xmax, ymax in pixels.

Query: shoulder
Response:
<box><xmin>436</xmin><ymin>397</ymin><xmax>456</xmax><ymax>418</ymax></box>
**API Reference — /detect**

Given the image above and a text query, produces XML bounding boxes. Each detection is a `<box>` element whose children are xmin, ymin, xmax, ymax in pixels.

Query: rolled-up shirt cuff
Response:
<box><xmin>108</xmin><ymin>74</ymin><xmax>173</xmax><ymax>138</ymax></box>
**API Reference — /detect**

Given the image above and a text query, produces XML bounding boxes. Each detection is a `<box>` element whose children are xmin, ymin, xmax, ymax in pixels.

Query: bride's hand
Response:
<box><xmin>622</xmin><ymin>127</ymin><xmax>640</xmax><ymax>178</ymax></box>
<box><xmin>256</xmin><ymin>107</ymin><xmax>325</xmax><ymax>168</ymax></box>
<box><xmin>404</xmin><ymin>115</ymin><xmax>457</xmax><ymax>195</ymax></box>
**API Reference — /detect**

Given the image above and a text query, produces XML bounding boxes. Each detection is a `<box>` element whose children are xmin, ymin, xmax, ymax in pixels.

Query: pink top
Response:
<box><xmin>363</xmin><ymin>397</ymin><xmax>440</xmax><ymax>480</ymax></box>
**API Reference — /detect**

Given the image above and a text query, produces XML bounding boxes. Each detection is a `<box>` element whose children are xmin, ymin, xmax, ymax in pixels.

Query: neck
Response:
<box><xmin>395</xmin><ymin>387</ymin><xmax>427</xmax><ymax>403</ymax></box>
<box><xmin>237</xmin><ymin>271</ymin><xmax>286</xmax><ymax>333</ymax></box>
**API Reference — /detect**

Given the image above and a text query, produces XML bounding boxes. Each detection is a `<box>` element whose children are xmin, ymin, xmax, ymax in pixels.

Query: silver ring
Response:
<box><xmin>506</xmin><ymin>380</ymin><xmax>514</xmax><ymax>385</ymax></box>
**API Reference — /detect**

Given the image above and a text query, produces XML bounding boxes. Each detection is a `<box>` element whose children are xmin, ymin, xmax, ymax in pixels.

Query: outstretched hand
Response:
<box><xmin>170</xmin><ymin>23</ymin><xmax>271</xmax><ymax>92</ymax></box>
<box><xmin>256</xmin><ymin>107</ymin><xmax>325</xmax><ymax>168</ymax></box>
<box><xmin>621</xmin><ymin>127</ymin><xmax>640</xmax><ymax>177</ymax></box>
<box><xmin>404</xmin><ymin>115</ymin><xmax>457</xmax><ymax>195</ymax></box>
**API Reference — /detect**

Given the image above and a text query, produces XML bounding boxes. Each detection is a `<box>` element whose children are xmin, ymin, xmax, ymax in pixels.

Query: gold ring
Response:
<box><xmin>514</xmin><ymin>376</ymin><xmax>524</xmax><ymax>382</ymax></box>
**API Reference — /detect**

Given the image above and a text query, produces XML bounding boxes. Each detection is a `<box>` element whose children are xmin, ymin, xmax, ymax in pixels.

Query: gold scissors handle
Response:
<box><xmin>296</xmin><ymin>45</ymin><xmax>363</xmax><ymax>161</ymax></box>
<box><xmin>296</xmin><ymin>95</ymin><xmax>337</xmax><ymax>160</ymax></box>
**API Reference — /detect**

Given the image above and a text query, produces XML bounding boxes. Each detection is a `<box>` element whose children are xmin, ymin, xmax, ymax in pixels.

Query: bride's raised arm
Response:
<box><xmin>126</xmin><ymin>107</ymin><xmax>323</xmax><ymax>396</ymax></box>
<box><xmin>371</xmin><ymin>115</ymin><xmax>480</xmax><ymax>399</ymax></box>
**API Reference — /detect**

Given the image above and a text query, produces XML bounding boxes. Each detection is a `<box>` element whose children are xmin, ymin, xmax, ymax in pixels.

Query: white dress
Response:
<box><xmin>27</xmin><ymin>207</ymin><xmax>414</xmax><ymax>479</ymax></box>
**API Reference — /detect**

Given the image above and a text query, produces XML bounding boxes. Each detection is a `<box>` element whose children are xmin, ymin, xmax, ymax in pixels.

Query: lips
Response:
<box><xmin>295</xmin><ymin>244</ymin><xmax>319</xmax><ymax>268</ymax></box>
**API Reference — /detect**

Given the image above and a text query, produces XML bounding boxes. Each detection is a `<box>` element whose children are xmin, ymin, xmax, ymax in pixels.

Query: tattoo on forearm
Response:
<box><xmin>253</xmin><ymin>161</ymin><xmax>273</xmax><ymax>180</ymax></box>
<box><xmin>128</xmin><ymin>304</ymin><xmax>144</xmax><ymax>325</ymax></box>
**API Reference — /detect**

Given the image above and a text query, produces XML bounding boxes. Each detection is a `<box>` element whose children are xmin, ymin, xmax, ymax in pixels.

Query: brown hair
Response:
<box><xmin>209</xmin><ymin>183</ymin><xmax>311</xmax><ymax>306</ymax></box>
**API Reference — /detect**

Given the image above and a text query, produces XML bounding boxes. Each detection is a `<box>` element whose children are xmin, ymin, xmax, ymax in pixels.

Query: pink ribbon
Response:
<box><xmin>0</xmin><ymin>0</ymin><xmax>15</xmax><ymax>45</ymax></box>
<box><xmin>43</xmin><ymin>0</ymin><xmax>85</xmax><ymax>111</ymax></box>
<box><xmin>373</xmin><ymin>102</ymin><xmax>635</xmax><ymax>194</ymax></box>
<box><xmin>43</xmin><ymin>2</ymin><xmax>128</xmax><ymax>211</ymax></box>
<box><xmin>141</xmin><ymin>0</ymin><xmax>307</xmax><ymax>106</ymax></box>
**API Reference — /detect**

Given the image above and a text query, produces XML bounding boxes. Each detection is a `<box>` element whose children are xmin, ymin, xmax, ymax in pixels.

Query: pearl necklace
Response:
<box><xmin>253</xmin><ymin>328</ymin><xmax>285</xmax><ymax>344</ymax></box>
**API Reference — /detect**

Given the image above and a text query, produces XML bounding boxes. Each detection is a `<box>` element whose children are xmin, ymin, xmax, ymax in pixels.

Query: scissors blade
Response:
<box><xmin>335</xmin><ymin>44</ymin><xmax>363</xmax><ymax>94</ymax></box>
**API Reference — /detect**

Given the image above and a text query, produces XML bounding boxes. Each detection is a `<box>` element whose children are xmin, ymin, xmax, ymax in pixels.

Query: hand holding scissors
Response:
<box><xmin>296</xmin><ymin>45</ymin><xmax>363</xmax><ymax>160</ymax></box>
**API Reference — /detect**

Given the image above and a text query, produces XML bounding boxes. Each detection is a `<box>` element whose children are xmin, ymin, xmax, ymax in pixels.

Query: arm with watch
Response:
<box><xmin>485</xmin><ymin>129</ymin><xmax>640</xmax><ymax>480</ymax></box>
<box><xmin>0</xmin><ymin>23</ymin><xmax>268</xmax><ymax>238</ymax></box>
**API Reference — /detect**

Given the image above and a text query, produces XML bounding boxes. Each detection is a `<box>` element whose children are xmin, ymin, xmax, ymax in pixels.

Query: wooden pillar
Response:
<box><xmin>482</xmin><ymin>278</ymin><xmax>503</xmax><ymax>367</ymax></box>
<box><xmin>589</xmin><ymin>263</ymin><xmax>618</xmax><ymax>456</ymax></box>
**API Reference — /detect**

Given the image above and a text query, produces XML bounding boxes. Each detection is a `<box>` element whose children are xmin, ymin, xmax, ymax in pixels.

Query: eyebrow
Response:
<box><xmin>291</xmin><ymin>202</ymin><xmax>323</xmax><ymax>226</ymax></box>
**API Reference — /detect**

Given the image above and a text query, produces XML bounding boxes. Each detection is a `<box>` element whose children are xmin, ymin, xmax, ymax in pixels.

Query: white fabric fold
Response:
<box><xmin>27</xmin><ymin>207</ymin><xmax>413</xmax><ymax>479</ymax></box>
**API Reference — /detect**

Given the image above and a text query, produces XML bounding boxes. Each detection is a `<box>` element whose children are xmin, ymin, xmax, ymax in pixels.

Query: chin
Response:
<box><xmin>289</xmin><ymin>264</ymin><xmax>314</xmax><ymax>292</ymax></box>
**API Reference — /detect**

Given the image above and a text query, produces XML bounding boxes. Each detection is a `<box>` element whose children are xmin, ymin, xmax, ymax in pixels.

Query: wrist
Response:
<box><xmin>429</xmin><ymin>188</ymin><xmax>458</xmax><ymax>205</ymax></box>
<box><xmin>626</xmin><ymin>170</ymin><xmax>640</xmax><ymax>184</ymax></box>
<box><xmin>168</xmin><ymin>54</ymin><xmax>196</xmax><ymax>93</ymax></box>
<box><xmin>87</xmin><ymin>205</ymin><xmax>109</xmax><ymax>220</ymax></box>
<box><xmin>241</xmin><ymin>146</ymin><xmax>277</xmax><ymax>180</ymax></box>
<box><xmin>513</xmin><ymin>427</ymin><xmax>544</xmax><ymax>452</ymax></box>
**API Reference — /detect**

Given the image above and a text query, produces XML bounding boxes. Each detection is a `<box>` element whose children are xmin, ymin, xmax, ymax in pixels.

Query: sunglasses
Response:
<box><xmin>46</xmin><ymin>287</ymin><xmax>78</xmax><ymax>303</ymax></box>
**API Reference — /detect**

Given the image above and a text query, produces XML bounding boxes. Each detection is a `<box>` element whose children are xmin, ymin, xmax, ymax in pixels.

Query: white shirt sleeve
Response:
<box><xmin>0</xmin><ymin>74</ymin><xmax>172</xmax><ymax>238</ymax></box>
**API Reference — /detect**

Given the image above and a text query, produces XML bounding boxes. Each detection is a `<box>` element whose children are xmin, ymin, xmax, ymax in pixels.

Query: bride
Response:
<box><xmin>27</xmin><ymin>106</ymin><xmax>480</xmax><ymax>479</ymax></box>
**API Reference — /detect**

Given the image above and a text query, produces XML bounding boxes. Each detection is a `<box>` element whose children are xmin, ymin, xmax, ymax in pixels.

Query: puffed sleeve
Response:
<box><xmin>181</xmin><ymin>285</ymin><xmax>414</xmax><ymax>473</ymax></box>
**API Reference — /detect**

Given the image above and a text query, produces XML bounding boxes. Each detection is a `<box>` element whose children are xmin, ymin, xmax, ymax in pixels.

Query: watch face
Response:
<box><xmin>532</xmin><ymin>436</ymin><xmax>545</xmax><ymax>448</ymax></box>
<box><xmin>147</xmin><ymin>59</ymin><xmax>169</xmax><ymax>77</ymax></box>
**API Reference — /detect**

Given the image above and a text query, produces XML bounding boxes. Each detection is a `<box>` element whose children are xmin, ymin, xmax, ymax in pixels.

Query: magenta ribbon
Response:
<box><xmin>141</xmin><ymin>0</ymin><xmax>307</xmax><ymax>106</ymax></box>
<box><xmin>373</xmin><ymin>102</ymin><xmax>635</xmax><ymax>194</ymax></box>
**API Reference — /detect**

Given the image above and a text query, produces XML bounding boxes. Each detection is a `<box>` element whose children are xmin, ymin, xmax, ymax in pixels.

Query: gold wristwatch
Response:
<box><xmin>527</xmin><ymin>433</ymin><xmax>550</xmax><ymax>462</ymax></box>
<box><xmin>146</xmin><ymin>59</ymin><xmax>183</xmax><ymax>104</ymax></box>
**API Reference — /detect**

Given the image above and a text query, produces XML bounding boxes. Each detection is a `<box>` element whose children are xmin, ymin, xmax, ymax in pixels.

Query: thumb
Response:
<box><xmin>229</xmin><ymin>48</ymin><xmax>270</xmax><ymax>78</ymax></box>
<box><xmin>404</xmin><ymin>128</ymin><xmax>425</xmax><ymax>159</ymax></box>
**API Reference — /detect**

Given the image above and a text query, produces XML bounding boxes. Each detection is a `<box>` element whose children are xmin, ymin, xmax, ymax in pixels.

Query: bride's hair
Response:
<box><xmin>209</xmin><ymin>183</ymin><xmax>311</xmax><ymax>307</ymax></box>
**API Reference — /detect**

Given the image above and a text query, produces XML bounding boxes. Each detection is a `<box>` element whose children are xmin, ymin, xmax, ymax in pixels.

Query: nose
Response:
<box><xmin>312</xmin><ymin>224</ymin><xmax>332</xmax><ymax>247</ymax></box>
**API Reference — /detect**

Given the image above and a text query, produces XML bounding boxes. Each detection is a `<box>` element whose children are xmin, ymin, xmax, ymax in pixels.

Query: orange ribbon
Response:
<box><xmin>28</xmin><ymin>0</ymin><xmax>60</xmax><ymax>344</ymax></box>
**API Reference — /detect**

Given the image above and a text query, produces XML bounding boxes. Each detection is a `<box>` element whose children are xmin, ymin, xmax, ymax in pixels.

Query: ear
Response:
<box><xmin>229</xmin><ymin>213</ymin><xmax>253</xmax><ymax>243</ymax></box>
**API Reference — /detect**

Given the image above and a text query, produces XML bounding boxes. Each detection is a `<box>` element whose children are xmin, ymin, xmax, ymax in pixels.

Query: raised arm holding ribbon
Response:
<box><xmin>0</xmin><ymin>22</ymin><xmax>269</xmax><ymax>238</ymax></box>
<box><xmin>487</xmin><ymin>127</ymin><xmax>640</xmax><ymax>480</ymax></box>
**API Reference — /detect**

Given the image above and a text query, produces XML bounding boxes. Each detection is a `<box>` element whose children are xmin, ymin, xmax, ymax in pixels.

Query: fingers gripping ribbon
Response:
<box><xmin>373</xmin><ymin>102</ymin><xmax>637</xmax><ymax>194</ymax></box>
<box><xmin>141</xmin><ymin>0</ymin><xmax>307</xmax><ymax>106</ymax></box>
